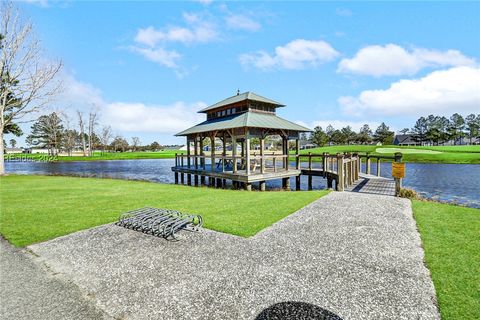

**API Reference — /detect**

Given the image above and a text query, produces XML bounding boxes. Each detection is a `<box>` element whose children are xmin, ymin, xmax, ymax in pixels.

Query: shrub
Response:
<box><xmin>398</xmin><ymin>188</ymin><xmax>419</xmax><ymax>199</ymax></box>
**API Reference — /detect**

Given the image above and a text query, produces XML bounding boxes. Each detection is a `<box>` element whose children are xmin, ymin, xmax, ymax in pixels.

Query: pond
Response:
<box><xmin>5</xmin><ymin>159</ymin><xmax>480</xmax><ymax>208</ymax></box>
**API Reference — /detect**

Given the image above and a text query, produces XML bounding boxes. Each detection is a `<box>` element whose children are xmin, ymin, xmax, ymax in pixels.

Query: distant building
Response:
<box><xmin>23</xmin><ymin>148</ymin><xmax>50</xmax><ymax>154</ymax></box>
<box><xmin>393</xmin><ymin>134</ymin><xmax>421</xmax><ymax>146</ymax></box>
<box><xmin>299</xmin><ymin>140</ymin><xmax>317</xmax><ymax>150</ymax></box>
<box><xmin>4</xmin><ymin>147</ymin><xmax>23</xmax><ymax>154</ymax></box>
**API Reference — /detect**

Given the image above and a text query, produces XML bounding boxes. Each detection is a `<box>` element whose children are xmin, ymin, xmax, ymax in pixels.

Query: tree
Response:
<box><xmin>100</xmin><ymin>125</ymin><xmax>112</xmax><ymax>154</ymax></box>
<box><xmin>87</xmin><ymin>109</ymin><xmax>98</xmax><ymax>156</ymax></box>
<box><xmin>465</xmin><ymin>114</ymin><xmax>480</xmax><ymax>144</ymax></box>
<box><xmin>411</xmin><ymin>117</ymin><xmax>428</xmax><ymax>144</ymax></box>
<box><xmin>325</xmin><ymin>125</ymin><xmax>335</xmax><ymax>145</ymax></box>
<box><xmin>9</xmin><ymin>138</ymin><xmax>16</xmax><ymax>148</ymax></box>
<box><xmin>373</xmin><ymin>122</ymin><xmax>394</xmax><ymax>145</ymax></box>
<box><xmin>341</xmin><ymin>126</ymin><xmax>356</xmax><ymax>145</ymax></box>
<box><xmin>76</xmin><ymin>111</ymin><xmax>87</xmax><ymax>156</ymax></box>
<box><xmin>61</xmin><ymin>113</ymin><xmax>77</xmax><ymax>156</ymax></box>
<box><xmin>448</xmin><ymin>113</ymin><xmax>465</xmax><ymax>145</ymax></box>
<box><xmin>150</xmin><ymin>141</ymin><xmax>161</xmax><ymax>151</ymax></box>
<box><xmin>0</xmin><ymin>3</ymin><xmax>62</xmax><ymax>174</ymax></box>
<box><xmin>331</xmin><ymin>129</ymin><xmax>346</xmax><ymax>145</ymax></box>
<box><xmin>131</xmin><ymin>137</ymin><xmax>141</xmax><ymax>151</ymax></box>
<box><xmin>357</xmin><ymin>124</ymin><xmax>372</xmax><ymax>144</ymax></box>
<box><xmin>399</xmin><ymin>128</ymin><xmax>409</xmax><ymax>134</ymax></box>
<box><xmin>111</xmin><ymin>135</ymin><xmax>129</xmax><ymax>152</ymax></box>
<box><xmin>311</xmin><ymin>126</ymin><xmax>328</xmax><ymax>147</ymax></box>
<box><xmin>26</xmin><ymin>112</ymin><xmax>64</xmax><ymax>155</ymax></box>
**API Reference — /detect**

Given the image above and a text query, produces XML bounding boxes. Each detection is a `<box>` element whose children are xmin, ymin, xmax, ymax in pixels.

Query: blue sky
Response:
<box><xmin>11</xmin><ymin>0</ymin><xmax>480</xmax><ymax>146</ymax></box>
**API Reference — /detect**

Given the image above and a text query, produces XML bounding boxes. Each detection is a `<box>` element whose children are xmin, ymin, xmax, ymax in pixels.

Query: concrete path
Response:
<box><xmin>0</xmin><ymin>238</ymin><xmax>110</xmax><ymax>320</ymax></box>
<box><xmin>27</xmin><ymin>192</ymin><xmax>439</xmax><ymax>320</ymax></box>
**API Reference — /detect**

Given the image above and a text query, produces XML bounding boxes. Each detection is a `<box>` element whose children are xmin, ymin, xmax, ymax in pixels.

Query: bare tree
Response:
<box><xmin>87</xmin><ymin>108</ymin><xmax>98</xmax><ymax>156</ymax></box>
<box><xmin>131</xmin><ymin>136</ymin><xmax>140</xmax><ymax>151</ymax></box>
<box><xmin>77</xmin><ymin>111</ymin><xmax>86</xmax><ymax>156</ymax></box>
<box><xmin>0</xmin><ymin>2</ymin><xmax>63</xmax><ymax>174</ymax></box>
<box><xmin>61</xmin><ymin>112</ymin><xmax>76</xmax><ymax>156</ymax></box>
<box><xmin>100</xmin><ymin>125</ymin><xmax>112</xmax><ymax>154</ymax></box>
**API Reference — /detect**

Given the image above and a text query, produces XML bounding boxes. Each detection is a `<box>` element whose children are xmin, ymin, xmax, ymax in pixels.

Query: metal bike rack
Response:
<box><xmin>116</xmin><ymin>207</ymin><xmax>202</xmax><ymax>241</ymax></box>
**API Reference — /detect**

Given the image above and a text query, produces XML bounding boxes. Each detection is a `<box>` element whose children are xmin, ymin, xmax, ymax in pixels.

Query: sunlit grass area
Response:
<box><xmin>413</xmin><ymin>200</ymin><xmax>480</xmax><ymax>320</ymax></box>
<box><xmin>0</xmin><ymin>175</ymin><xmax>326</xmax><ymax>247</ymax></box>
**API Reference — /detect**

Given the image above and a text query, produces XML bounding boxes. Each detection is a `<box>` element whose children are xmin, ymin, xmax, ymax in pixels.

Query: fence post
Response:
<box><xmin>322</xmin><ymin>153</ymin><xmax>327</xmax><ymax>177</ymax></box>
<box><xmin>308</xmin><ymin>152</ymin><xmax>312</xmax><ymax>170</ymax></box>
<box><xmin>376</xmin><ymin>158</ymin><xmax>381</xmax><ymax>176</ymax></box>
<box><xmin>394</xmin><ymin>152</ymin><xmax>403</xmax><ymax>196</ymax></box>
<box><xmin>336</xmin><ymin>153</ymin><xmax>345</xmax><ymax>191</ymax></box>
<box><xmin>366</xmin><ymin>152</ymin><xmax>371</xmax><ymax>175</ymax></box>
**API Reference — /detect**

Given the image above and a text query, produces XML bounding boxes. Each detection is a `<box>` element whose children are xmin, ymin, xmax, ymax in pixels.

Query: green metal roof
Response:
<box><xmin>176</xmin><ymin>111</ymin><xmax>311</xmax><ymax>136</ymax></box>
<box><xmin>198</xmin><ymin>91</ymin><xmax>285</xmax><ymax>113</ymax></box>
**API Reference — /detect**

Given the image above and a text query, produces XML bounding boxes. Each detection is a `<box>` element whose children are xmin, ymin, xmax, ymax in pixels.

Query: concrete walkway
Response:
<box><xmin>0</xmin><ymin>238</ymin><xmax>110</xmax><ymax>320</ymax></box>
<box><xmin>25</xmin><ymin>192</ymin><xmax>439</xmax><ymax>320</ymax></box>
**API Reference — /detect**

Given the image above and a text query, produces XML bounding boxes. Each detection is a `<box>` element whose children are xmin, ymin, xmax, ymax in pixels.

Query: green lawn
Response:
<box><xmin>412</xmin><ymin>200</ymin><xmax>480</xmax><ymax>320</ymax></box>
<box><xmin>0</xmin><ymin>175</ymin><xmax>326</xmax><ymax>247</ymax></box>
<box><xmin>299</xmin><ymin>145</ymin><xmax>480</xmax><ymax>164</ymax></box>
<box><xmin>5</xmin><ymin>150</ymin><xmax>185</xmax><ymax>162</ymax></box>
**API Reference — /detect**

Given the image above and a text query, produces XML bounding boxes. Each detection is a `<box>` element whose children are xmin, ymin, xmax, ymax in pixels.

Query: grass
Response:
<box><xmin>7</xmin><ymin>145</ymin><xmax>480</xmax><ymax>164</ymax></box>
<box><xmin>412</xmin><ymin>200</ymin><xmax>480</xmax><ymax>319</ymax></box>
<box><xmin>299</xmin><ymin>145</ymin><xmax>480</xmax><ymax>164</ymax></box>
<box><xmin>0</xmin><ymin>175</ymin><xmax>326</xmax><ymax>247</ymax></box>
<box><xmin>5</xmin><ymin>150</ymin><xmax>185</xmax><ymax>162</ymax></box>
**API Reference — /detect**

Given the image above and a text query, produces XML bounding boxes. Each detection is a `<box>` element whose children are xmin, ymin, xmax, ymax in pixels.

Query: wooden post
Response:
<box><xmin>199</xmin><ymin>137</ymin><xmax>205</xmax><ymax>169</ymax></box>
<box><xmin>295</xmin><ymin>138</ymin><xmax>300</xmax><ymax>170</ymax></box>
<box><xmin>232</xmin><ymin>135</ymin><xmax>237</xmax><ymax>173</ymax></box>
<box><xmin>180</xmin><ymin>173</ymin><xmax>184</xmax><ymax>184</ymax></box>
<box><xmin>260</xmin><ymin>181</ymin><xmax>266</xmax><ymax>191</ymax></box>
<box><xmin>394</xmin><ymin>152</ymin><xmax>403</xmax><ymax>196</ymax></box>
<box><xmin>295</xmin><ymin>176</ymin><xmax>301</xmax><ymax>191</ymax></box>
<box><xmin>210</xmin><ymin>134</ymin><xmax>216</xmax><ymax>172</ymax></box>
<box><xmin>245</xmin><ymin>183</ymin><xmax>252</xmax><ymax>191</ymax></box>
<box><xmin>353</xmin><ymin>153</ymin><xmax>359</xmax><ymax>181</ymax></box>
<box><xmin>348</xmin><ymin>153</ymin><xmax>355</xmax><ymax>185</ymax></box>
<box><xmin>376</xmin><ymin>158</ymin><xmax>381</xmax><ymax>176</ymax></box>
<box><xmin>308</xmin><ymin>152</ymin><xmax>312</xmax><ymax>170</ymax></box>
<box><xmin>245</xmin><ymin>134</ymin><xmax>251</xmax><ymax>175</ymax></box>
<box><xmin>285</xmin><ymin>177</ymin><xmax>291</xmax><ymax>191</ymax></box>
<box><xmin>186</xmin><ymin>139</ymin><xmax>191</xmax><ymax>168</ymax></box>
<box><xmin>308</xmin><ymin>175</ymin><xmax>313</xmax><ymax>190</ymax></box>
<box><xmin>327</xmin><ymin>176</ymin><xmax>333</xmax><ymax>189</ymax></box>
<box><xmin>175</xmin><ymin>153</ymin><xmax>178</xmax><ymax>167</ymax></box>
<box><xmin>260</xmin><ymin>137</ymin><xmax>265</xmax><ymax>174</ymax></box>
<box><xmin>336</xmin><ymin>153</ymin><xmax>345</xmax><ymax>191</ymax></box>
<box><xmin>200</xmin><ymin>175</ymin><xmax>206</xmax><ymax>186</ymax></box>
<box><xmin>366</xmin><ymin>153</ymin><xmax>371</xmax><ymax>175</ymax></box>
<box><xmin>322</xmin><ymin>153</ymin><xmax>327</xmax><ymax>177</ymax></box>
<box><xmin>194</xmin><ymin>175</ymin><xmax>198</xmax><ymax>186</ymax></box>
<box><xmin>241</xmin><ymin>139</ymin><xmax>245</xmax><ymax>168</ymax></box>
<box><xmin>174</xmin><ymin>172</ymin><xmax>179</xmax><ymax>184</ymax></box>
<box><xmin>284</xmin><ymin>137</ymin><xmax>289</xmax><ymax>171</ymax></box>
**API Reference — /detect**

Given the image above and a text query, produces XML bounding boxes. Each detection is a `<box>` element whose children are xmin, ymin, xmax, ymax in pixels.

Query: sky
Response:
<box><xmin>8</xmin><ymin>0</ymin><xmax>480</xmax><ymax>147</ymax></box>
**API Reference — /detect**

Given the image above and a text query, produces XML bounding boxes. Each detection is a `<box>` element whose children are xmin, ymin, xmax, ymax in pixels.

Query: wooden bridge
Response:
<box><xmin>172</xmin><ymin>151</ymin><xmax>403</xmax><ymax>195</ymax></box>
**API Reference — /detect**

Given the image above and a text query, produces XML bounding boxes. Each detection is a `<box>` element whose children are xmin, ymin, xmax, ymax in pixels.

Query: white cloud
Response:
<box><xmin>296</xmin><ymin>120</ymin><xmax>381</xmax><ymax>132</ymax></box>
<box><xmin>225</xmin><ymin>14</ymin><xmax>261</xmax><ymax>31</ymax></box>
<box><xmin>59</xmin><ymin>74</ymin><xmax>206</xmax><ymax>134</ymax></box>
<box><xmin>338</xmin><ymin>44</ymin><xmax>476</xmax><ymax>77</ymax></box>
<box><xmin>130</xmin><ymin>47</ymin><xmax>181</xmax><ymax>68</ymax></box>
<box><xmin>339</xmin><ymin>66</ymin><xmax>480</xmax><ymax>116</ymax></box>
<box><xmin>104</xmin><ymin>102</ymin><xmax>206</xmax><ymax>133</ymax></box>
<box><xmin>240</xmin><ymin>39</ymin><xmax>339</xmax><ymax>70</ymax></box>
<box><xmin>134</xmin><ymin>14</ymin><xmax>218</xmax><ymax>47</ymax></box>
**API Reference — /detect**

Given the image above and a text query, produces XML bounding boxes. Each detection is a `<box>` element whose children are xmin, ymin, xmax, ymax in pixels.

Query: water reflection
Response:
<box><xmin>5</xmin><ymin>159</ymin><xmax>480</xmax><ymax>208</ymax></box>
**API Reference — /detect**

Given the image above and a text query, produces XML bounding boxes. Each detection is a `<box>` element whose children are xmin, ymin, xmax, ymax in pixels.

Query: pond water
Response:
<box><xmin>5</xmin><ymin>159</ymin><xmax>480</xmax><ymax>208</ymax></box>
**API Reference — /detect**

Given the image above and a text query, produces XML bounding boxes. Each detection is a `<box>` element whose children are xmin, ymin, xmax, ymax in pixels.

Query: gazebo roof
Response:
<box><xmin>198</xmin><ymin>91</ymin><xmax>285</xmax><ymax>113</ymax></box>
<box><xmin>176</xmin><ymin>111</ymin><xmax>311</xmax><ymax>136</ymax></box>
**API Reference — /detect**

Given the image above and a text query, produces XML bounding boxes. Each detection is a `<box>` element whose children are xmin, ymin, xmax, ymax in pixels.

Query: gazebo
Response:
<box><xmin>172</xmin><ymin>91</ymin><xmax>311</xmax><ymax>191</ymax></box>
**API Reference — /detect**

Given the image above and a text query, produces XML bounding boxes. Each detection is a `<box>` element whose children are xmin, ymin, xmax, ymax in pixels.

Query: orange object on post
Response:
<box><xmin>392</xmin><ymin>162</ymin><xmax>406</xmax><ymax>178</ymax></box>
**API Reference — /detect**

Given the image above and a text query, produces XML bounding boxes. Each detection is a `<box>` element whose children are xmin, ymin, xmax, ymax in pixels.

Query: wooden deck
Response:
<box><xmin>345</xmin><ymin>174</ymin><xmax>396</xmax><ymax>196</ymax></box>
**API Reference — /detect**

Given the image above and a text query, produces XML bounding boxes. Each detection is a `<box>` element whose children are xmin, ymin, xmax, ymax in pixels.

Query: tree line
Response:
<box><xmin>24</xmin><ymin>111</ymin><xmax>162</xmax><ymax>156</ymax></box>
<box><xmin>308</xmin><ymin>122</ymin><xmax>395</xmax><ymax>147</ymax></box>
<box><xmin>308</xmin><ymin>113</ymin><xmax>480</xmax><ymax>147</ymax></box>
